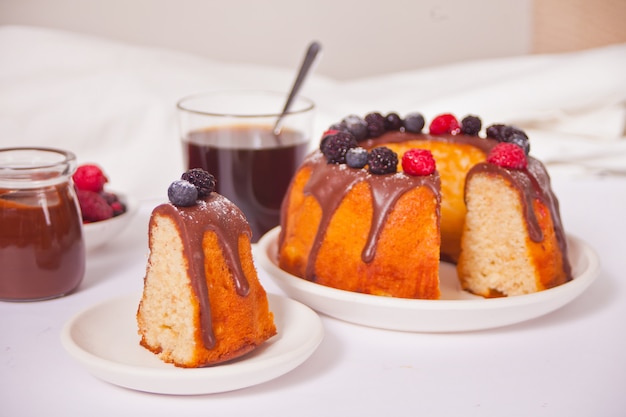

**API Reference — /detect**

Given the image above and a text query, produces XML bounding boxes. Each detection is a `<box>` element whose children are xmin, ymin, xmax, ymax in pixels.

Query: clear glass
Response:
<box><xmin>0</xmin><ymin>147</ymin><xmax>85</xmax><ymax>301</ymax></box>
<box><xmin>177</xmin><ymin>90</ymin><xmax>314</xmax><ymax>242</ymax></box>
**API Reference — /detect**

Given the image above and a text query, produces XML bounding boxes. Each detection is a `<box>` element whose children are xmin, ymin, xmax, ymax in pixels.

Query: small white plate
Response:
<box><xmin>82</xmin><ymin>192</ymin><xmax>137</xmax><ymax>252</ymax></box>
<box><xmin>61</xmin><ymin>293</ymin><xmax>323</xmax><ymax>395</ymax></box>
<box><xmin>255</xmin><ymin>227</ymin><xmax>600</xmax><ymax>332</ymax></box>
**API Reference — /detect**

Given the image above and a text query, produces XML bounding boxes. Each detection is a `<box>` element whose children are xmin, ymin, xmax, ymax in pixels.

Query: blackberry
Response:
<box><xmin>403</xmin><ymin>112</ymin><xmax>425</xmax><ymax>133</ymax></box>
<box><xmin>345</xmin><ymin>147</ymin><xmax>369</xmax><ymax>169</ymax></box>
<box><xmin>461</xmin><ymin>115</ymin><xmax>482</xmax><ymax>136</ymax></box>
<box><xmin>342</xmin><ymin>115</ymin><xmax>369</xmax><ymax>141</ymax></box>
<box><xmin>368</xmin><ymin>147</ymin><xmax>398</xmax><ymax>175</ymax></box>
<box><xmin>384</xmin><ymin>112</ymin><xmax>403</xmax><ymax>131</ymax></box>
<box><xmin>486</xmin><ymin>124</ymin><xmax>507</xmax><ymax>140</ymax></box>
<box><xmin>502</xmin><ymin>126</ymin><xmax>530</xmax><ymax>154</ymax></box>
<box><xmin>181</xmin><ymin>168</ymin><xmax>216</xmax><ymax>198</ymax></box>
<box><xmin>168</xmin><ymin>180</ymin><xmax>198</xmax><ymax>206</ymax></box>
<box><xmin>321</xmin><ymin>132</ymin><xmax>358</xmax><ymax>164</ymax></box>
<box><xmin>364</xmin><ymin>112</ymin><xmax>386</xmax><ymax>138</ymax></box>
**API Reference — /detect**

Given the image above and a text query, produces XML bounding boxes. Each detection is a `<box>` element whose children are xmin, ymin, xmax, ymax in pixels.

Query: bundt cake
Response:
<box><xmin>277</xmin><ymin>112</ymin><xmax>572</xmax><ymax>299</ymax></box>
<box><xmin>137</xmin><ymin>169</ymin><xmax>276</xmax><ymax>368</ymax></box>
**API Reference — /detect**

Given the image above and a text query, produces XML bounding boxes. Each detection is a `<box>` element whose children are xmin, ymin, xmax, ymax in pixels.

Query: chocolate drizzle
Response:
<box><xmin>152</xmin><ymin>194</ymin><xmax>251</xmax><ymax>349</ymax></box>
<box><xmin>466</xmin><ymin>159</ymin><xmax>572</xmax><ymax>278</ymax></box>
<box><xmin>295</xmin><ymin>152</ymin><xmax>440</xmax><ymax>281</ymax></box>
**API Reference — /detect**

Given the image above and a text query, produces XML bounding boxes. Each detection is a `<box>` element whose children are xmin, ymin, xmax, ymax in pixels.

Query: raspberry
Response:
<box><xmin>487</xmin><ymin>143</ymin><xmax>528</xmax><ymax>169</ymax></box>
<box><xmin>401</xmin><ymin>149</ymin><xmax>436</xmax><ymax>176</ymax></box>
<box><xmin>368</xmin><ymin>147</ymin><xmax>398</xmax><ymax>175</ymax></box>
<box><xmin>403</xmin><ymin>112</ymin><xmax>425</xmax><ymax>133</ymax></box>
<box><xmin>181</xmin><ymin>168</ymin><xmax>216</xmax><ymax>197</ymax></box>
<box><xmin>168</xmin><ymin>180</ymin><xmax>198</xmax><ymax>206</ymax></box>
<box><xmin>429</xmin><ymin>113</ymin><xmax>461</xmax><ymax>135</ymax></box>
<box><xmin>345</xmin><ymin>147</ymin><xmax>369</xmax><ymax>169</ymax></box>
<box><xmin>76</xmin><ymin>189</ymin><xmax>114</xmax><ymax>222</ymax></box>
<box><xmin>364</xmin><ymin>112</ymin><xmax>386</xmax><ymax>138</ymax></box>
<box><xmin>461</xmin><ymin>115</ymin><xmax>482</xmax><ymax>136</ymax></box>
<box><xmin>321</xmin><ymin>132</ymin><xmax>358</xmax><ymax>164</ymax></box>
<box><xmin>73</xmin><ymin>164</ymin><xmax>108</xmax><ymax>192</ymax></box>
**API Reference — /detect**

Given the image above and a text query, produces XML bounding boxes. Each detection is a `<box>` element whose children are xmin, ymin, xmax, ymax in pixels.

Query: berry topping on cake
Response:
<box><xmin>342</xmin><ymin>115</ymin><xmax>369</xmax><ymax>141</ymax></box>
<box><xmin>76</xmin><ymin>189</ymin><xmax>114</xmax><ymax>222</ymax></box>
<box><xmin>384</xmin><ymin>112</ymin><xmax>403</xmax><ymax>131</ymax></box>
<box><xmin>168</xmin><ymin>180</ymin><xmax>199</xmax><ymax>207</ymax></box>
<box><xmin>364</xmin><ymin>112</ymin><xmax>387</xmax><ymax>138</ymax></box>
<box><xmin>73</xmin><ymin>164</ymin><xmax>108</xmax><ymax>192</ymax></box>
<box><xmin>401</xmin><ymin>149</ymin><xmax>436</xmax><ymax>176</ymax></box>
<box><xmin>368</xmin><ymin>147</ymin><xmax>398</xmax><ymax>175</ymax></box>
<box><xmin>487</xmin><ymin>143</ymin><xmax>528</xmax><ymax>169</ymax></box>
<box><xmin>321</xmin><ymin>131</ymin><xmax>358</xmax><ymax>164</ymax></box>
<box><xmin>429</xmin><ymin>113</ymin><xmax>461</xmax><ymax>135</ymax></box>
<box><xmin>181</xmin><ymin>168</ymin><xmax>216</xmax><ymax>197</ymax></box>
<box><xmin>486</xmin><ymin>124</ymin><xmax>530</xmax><ymax>154</ymax></box>
<box><xmin>461</xmin><ymin>115</ymin><xmax>482</xmax><ymax>136</ymax></box>
<box><xmin>403</xmin><ymin>112</ymin><xmax>425</xmax><ymax>133</ymax></box>
<box><xmin>345</xmin><ymin>147</ymin><xmax>369</xmax><ymax>169</ymax></box>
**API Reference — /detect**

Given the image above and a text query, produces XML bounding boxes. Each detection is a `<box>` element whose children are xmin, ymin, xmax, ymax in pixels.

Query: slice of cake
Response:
<box><xmin>457</xmin><ymin>143</ymin><xmax>571</xmax><ymax>297</ymax></box>
<box><xmin>137</xmin><ymin>169</ymin><xmax>276</xmax><ymax>368</ymax></box>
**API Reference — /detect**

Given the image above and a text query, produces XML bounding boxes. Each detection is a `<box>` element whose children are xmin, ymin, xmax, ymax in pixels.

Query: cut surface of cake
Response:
<box><xmin>277</xmin><ymin>112</ymin><xmax>572</xmax><ymax>300</ymax></box>
<box><xmin>137</xmin><ymin>169</ymin><xmax>276</xmax><ymax>368</ymax></box>
<box><xmin>457</xmin><ymin>143</ymin><xmax>571</xmax><ymax>296</ymax></box>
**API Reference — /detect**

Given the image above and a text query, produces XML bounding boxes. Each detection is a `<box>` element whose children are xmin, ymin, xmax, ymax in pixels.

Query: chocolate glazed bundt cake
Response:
<box><xmin>277</xmin><ymin>112</ymin><xmax>572</xmax><ymax>299</ymax></box>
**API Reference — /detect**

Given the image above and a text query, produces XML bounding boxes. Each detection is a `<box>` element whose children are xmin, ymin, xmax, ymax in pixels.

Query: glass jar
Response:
<box><xmin>0</xmin><ymin>147</ymin><xmax>85</xmax><ymax>301</ymax></box>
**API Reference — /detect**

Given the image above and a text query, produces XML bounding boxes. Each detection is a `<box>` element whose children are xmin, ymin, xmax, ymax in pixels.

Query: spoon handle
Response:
<box><xmin>274</xmin><ymin>41</ymin><xmax>322</xmax><ymax>135</ymax></box>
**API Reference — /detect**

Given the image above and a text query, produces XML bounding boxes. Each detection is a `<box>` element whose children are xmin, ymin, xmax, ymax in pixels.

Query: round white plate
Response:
<box><xmin>61</xmin><ymin>293</ymin><xmax>323</xmax><ymax>395</ymax></box>
<box><xmin>255</xmin><ymin>227</ymin><xmax>600</xmax><ymax>332</ymax></box>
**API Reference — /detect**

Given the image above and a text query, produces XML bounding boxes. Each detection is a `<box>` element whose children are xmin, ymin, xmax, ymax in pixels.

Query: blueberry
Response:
<box><xmin>342</xmin><ymin>115</ymin><xmax>369</xmax><ymax>141</ymax></box>
<box><xmin>403</xmin><ymin>112</ymin><xmax>425</xmax><ymax>133</ymax></box>
<box><xmin>181</xmin><ymin>168</ymin><xmax>216</xmax><ymax>197</ymax></box>
<box><xmin>345</xmin><ymin>147</ymin><xmax>369</xmax><ymax>169</ymax></box>
<box><xmin>368</xmin><ymin>147</ymin><xmax>398</xmax><ymax>175</ymax></box>
<box><xmin>461</xmin><ymin>115</ymin><xmax>482</xmax><ymax>136</ymax></box>
<box><xmin>168</xmin><ymin>180</ymin><xmax>198</xmax><ymax>206</ymax></box>
<box><xmin>384</xmin><ymin>112</ymin><xmax>403</xmax><ymax>131</ymax></box>
<box><xmin>321</xmin><ymin>132</ymin><xmax>358</xmax><ymax>164</ymax></box>
<box><xmin>364</xmin><ymin>112</ymin><xmax>386</xmax><ymax>138</ymax></box>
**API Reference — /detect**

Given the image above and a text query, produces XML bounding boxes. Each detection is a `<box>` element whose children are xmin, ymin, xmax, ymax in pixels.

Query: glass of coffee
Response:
<box><xmin>177</xmin><ymin>90</ymin><xmax>314</xmax><ymax>242</ymax></box>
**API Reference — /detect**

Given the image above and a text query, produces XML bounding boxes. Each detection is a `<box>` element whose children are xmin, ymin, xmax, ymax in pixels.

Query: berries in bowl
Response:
<box><xmin>74</xmin><ymin>164</ymin><xmax>136</xmax><ymax>251</ymax></box>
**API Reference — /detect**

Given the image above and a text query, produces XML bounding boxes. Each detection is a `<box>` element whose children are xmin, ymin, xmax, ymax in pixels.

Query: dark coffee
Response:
<box><xmin>185</xmin><ymin>125</ymin><xmax>309</xmax><ymax>241</ymax></box>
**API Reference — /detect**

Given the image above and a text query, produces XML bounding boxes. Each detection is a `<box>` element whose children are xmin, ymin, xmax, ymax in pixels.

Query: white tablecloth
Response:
<box><xmin>1</xmin><ymin>26</ymin><xmax>626</xmax><ymax>417</ymax></box>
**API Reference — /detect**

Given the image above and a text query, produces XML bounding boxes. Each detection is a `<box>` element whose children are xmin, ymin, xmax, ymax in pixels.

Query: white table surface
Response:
<box><xmin>2</xmin><ymin>172</ymin><xmax>625</xmax><ymax>417</ymax></box>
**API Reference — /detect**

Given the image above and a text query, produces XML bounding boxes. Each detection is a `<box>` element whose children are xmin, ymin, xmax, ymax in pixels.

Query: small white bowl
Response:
<box><xmin>82</xmin><ymin>193</ymin><xmax>137</xmax><ymax>252</ymax></box>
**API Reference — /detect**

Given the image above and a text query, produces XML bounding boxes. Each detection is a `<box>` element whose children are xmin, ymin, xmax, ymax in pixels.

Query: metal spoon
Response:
<box><xmin>273</xmin><ymin>41</ymin><xmax>322</xmax><ymax>136</ymax></box>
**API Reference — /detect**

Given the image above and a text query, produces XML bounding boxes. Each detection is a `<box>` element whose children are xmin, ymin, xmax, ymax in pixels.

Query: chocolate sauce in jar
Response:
<box><xmin>0</xmin><ymin>148</ymin><xmax>85</xmax><ymax>301</ymax></box>
<box><xmin>185</xmin><ymin>125</ymin><xmax>309</xmax><ymax>242</ymax></box>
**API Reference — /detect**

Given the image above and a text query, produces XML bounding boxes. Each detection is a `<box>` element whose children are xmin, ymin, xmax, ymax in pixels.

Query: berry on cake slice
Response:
<box><xmin>487</xmin><ymin>143</ymin><xmax>528</xmax><ymax>169</ymax></box>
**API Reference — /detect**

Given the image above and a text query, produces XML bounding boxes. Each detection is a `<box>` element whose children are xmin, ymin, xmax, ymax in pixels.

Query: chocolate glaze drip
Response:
<box><xmin>290</xmin><ymin>152</ymin><xmax>440</xmax><ymax>281</ymax></box>
<box><xmin>152</xmin><ymin>194</ymin><xmax>251</xmax><ymax>349</ymax></box>
<box><xmin>466</xmin><ymin>159</ymin><xmax>572</xmax><ymax>279</ymax></box>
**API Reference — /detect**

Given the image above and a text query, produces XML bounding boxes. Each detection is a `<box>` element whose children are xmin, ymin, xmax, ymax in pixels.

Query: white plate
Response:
<box><xmin>61</xmin><ymin>293</ymin><xmax>323</xmax><ymax>395</ymax></box>
<box><xmin>254</xmin><ymin>227</ymin><xmax>600</xmax><ymax>332</ymax></box>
